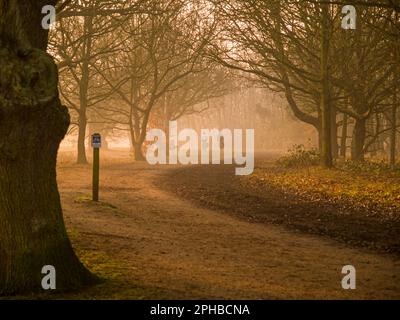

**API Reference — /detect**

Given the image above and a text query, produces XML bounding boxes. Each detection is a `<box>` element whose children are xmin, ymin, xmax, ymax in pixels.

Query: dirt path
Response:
<box><xmin>58</xmin><ymin>157</ymin><xmax>400</xmax><ymax>299</ymax></box>
<box><xmin>158</xmin><ymin>165</ymin><xmax>400</xmax><ymax>255</ymax></box>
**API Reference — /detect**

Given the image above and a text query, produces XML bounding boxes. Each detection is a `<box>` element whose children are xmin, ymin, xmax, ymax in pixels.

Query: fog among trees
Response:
<box><xmin>0</xmin><ymin>0</ymin><xmax>399</xmax><ymax>300</ymax></box>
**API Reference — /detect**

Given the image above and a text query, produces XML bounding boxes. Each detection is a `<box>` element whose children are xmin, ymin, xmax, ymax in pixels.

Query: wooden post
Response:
<box><xmin>91</xmin><ymin>133</ymin><xmax>101</xmax><ymax>201</ymax></box>
<box><xmin>92</xmin><ymin>148</ymin><xmax>99</xmax><ymax>201</ymax></box>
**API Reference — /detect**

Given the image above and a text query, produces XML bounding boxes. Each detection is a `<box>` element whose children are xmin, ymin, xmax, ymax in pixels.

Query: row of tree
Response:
<box><xmin>209</xmin><ymin>0</ymin><xmax>399</xmax><ymax>167</ymax></box>
<box><xmin>51</xmin><ymin>0</ymin><xmax>230</xmax><ymax>162</ymax></box>
<box><xmin>53</xmin><ymin>0</ymin><xmax>399</xmax><ymax>167</ymax></box>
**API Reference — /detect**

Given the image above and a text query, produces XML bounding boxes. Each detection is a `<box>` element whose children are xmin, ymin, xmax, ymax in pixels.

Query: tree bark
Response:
<box><xmin>320</xmin><ymin>3</ymin><xmax>333</xmax><ymax>168</ymax></box>
<box><xmin>129</xmin><ymin>124</ymin><xmax>145</xmax><ymax>161</ymax></box>
<box><xmin>0</xmin><ymin>0</ymin><xmax>96</xmax><ymax>294</ymax></box>
<box><xmin>163</xmin><ymin>96</ymin><xmax>171</xmax><ymax>158</ymax></box>
<box><xmin>390</xmin><ymin>24</ymin><xmax>398</xmax><ymax>169</ymax></box>
<box><xmin>351</xmin><ymin>118</ymin><xmax>366</xmax><ymax>161</ymax></box>
<box><xmin>76</xmin><ymin>15</ymin><xmax>93</xmax><ymax>164</ymax></box>
<box><xmin>134</xmin><ymin>143</ymin><xmax>146</xmax><ymax>161</ymax></box>
<box><xmin>390</xmin><ymin>87</ymin><xmax>397</xmax><ymax>168</ymax></box>
<box><xmin>340</xmin><ymin>113</ymin><xmax>348</xmax><ymax>158</ymax></box>
<box><xmin>77</xmin><ymin>111</ymin><xmax>88</xmax><ymax>164</ymax></box>
<box><xmin>330</xmin><ymin>106</ymin><xmax>338</xmax><ymax>159</ymax></box>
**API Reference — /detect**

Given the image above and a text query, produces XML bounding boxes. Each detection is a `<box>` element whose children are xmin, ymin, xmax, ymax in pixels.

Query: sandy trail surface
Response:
<box><xmin>58</xmin><ymin>154</ymin><xmax>400</xmax><ymax>299</ymax></box>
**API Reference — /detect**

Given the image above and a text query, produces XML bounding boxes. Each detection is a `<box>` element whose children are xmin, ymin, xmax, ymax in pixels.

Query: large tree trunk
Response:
<box><xmin>0</xmin><ymin>0</ymin><xmax>96</xmax><ymax>295</ymax></box>
<box><xmin>76</xmin><ymin>15</ymin><xmax>92</xmax><ymax>164</ymax></box>
<box><xmin>320</xmin><ymin>3</ymin><xmax>333</xmax><ymax>168</ymax></box>
<box><xmin>390</xmin><ymin>33</ymin><xmax>398</xmax><ymax>169</ymax></box>
<box><xmin>163</xmin><ymin>96</ymin><xmax>172</xmax><ymax>158</ymax></box>
<box><xmin>129</xmin><ymin>123</ymin><xmax>145</xmax><ymax>161</ymax></box>
<box><xmin>330</xmin><ymin>106</ymin><xmax>338</xmax><ymax>159</ymax></box>
<box><xmin>351</xmin><ymin>118</ymin><xmax>366</xmax><ymax>161</ymax></box>
<box><xmin>134</xmin><ymin>143</ymin><xmax>146</xmax><ymax>161</ymax></box>
<box><xmin>340</xmin><ymin>113</ymin><xmax>348</xmax><ymax>158</ymax></box>
<box><xmin>77</xmin><ymin>111</ymin><xmax>88</xmax><ymax>164</ymax></box>
<box><xmin>390</xmin><ymin>89</ymin><xmax>397</xmax><ymax>168</ymax></box>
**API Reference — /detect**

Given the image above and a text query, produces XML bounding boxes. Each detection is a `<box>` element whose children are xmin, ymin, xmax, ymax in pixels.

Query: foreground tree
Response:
<box><xmin>0</xmin><ymin>0</ymin><xmax>96</xmax><ymax>294</ymax></box>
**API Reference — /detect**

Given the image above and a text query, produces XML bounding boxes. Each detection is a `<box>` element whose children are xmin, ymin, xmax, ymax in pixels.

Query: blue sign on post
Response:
<box><xmin>92</xmin><ymin>133</ymin><xmax>102</xmax><ymax>149</ymax></box>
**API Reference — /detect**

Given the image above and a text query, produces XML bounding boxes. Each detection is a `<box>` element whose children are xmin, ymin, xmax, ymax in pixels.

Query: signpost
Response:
<box><xmin>92</xmin><ymin>133</ymin><xmax>101</xmax><ymax>201</ymax></box>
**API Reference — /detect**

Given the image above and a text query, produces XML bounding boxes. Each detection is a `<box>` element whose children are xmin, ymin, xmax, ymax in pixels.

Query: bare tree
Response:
<box><xmin>210</xmin><ymin>0</ymin><xmax>398</xmax><ymax>164</ymax></box>
<box><xmin>94</xmin><ymin>0</ymin><xmax>216</xmax><ymax>160</ymax></box>
<box><xmin>51</xmin><ymin>0</ymin><xmax>131</xmax><ymax>163</ymax></box>
<box><xmin>210</xmin><ymin>0</ymin><xmax>337</xmax><ymax>166</ymax></box>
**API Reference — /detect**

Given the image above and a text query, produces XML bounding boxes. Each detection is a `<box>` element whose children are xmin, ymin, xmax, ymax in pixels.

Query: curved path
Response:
<box><xmin>58</xmin><ymin>159</ymin><xmax>400</xmax><ymax>299</ymax></box>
